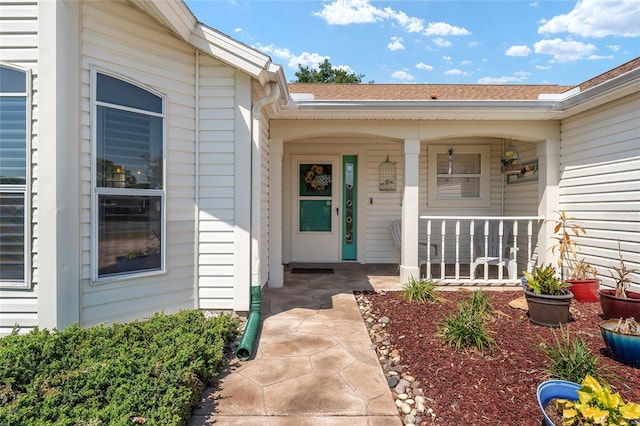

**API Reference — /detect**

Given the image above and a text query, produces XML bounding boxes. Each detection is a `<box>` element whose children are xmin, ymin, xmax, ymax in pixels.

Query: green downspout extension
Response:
<box><xmin>236</xmin><ymin>286</ymin><xmax>261</xmax><ymax>361</ymax></box>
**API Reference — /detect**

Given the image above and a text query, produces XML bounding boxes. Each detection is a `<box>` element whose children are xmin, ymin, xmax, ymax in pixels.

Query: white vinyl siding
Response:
<box><xmin>79</xmin><ymin>0</ymin><xmax>195</xmax><ymax>326</ymax></box>
<box><xmin>0</xmin><ymin>1</ymin><xmax>38</xmax><ymax>336</ymax></box>
<box><xmin>197</xmin><ymin>55</ymin><xmax>239</xmax><ymax>310</ymax></box>
<box><xmin>559</xmin><ymin>92</ymin><xmax>640</xmax><ymax>292</ymax></box>
<box><xmin>259</xmin><ymin>111</ymin><xmax>270</xmax><ymax>285</ymax></box>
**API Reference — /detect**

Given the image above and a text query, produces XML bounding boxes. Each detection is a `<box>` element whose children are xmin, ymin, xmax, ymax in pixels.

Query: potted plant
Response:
<box><xmin>600</xmin><ymin>317</ymin><xmax>640</xmax><ymax>368</ymax></box>
<box><xmin>599</xmin><ymin>242</ymin><xmax>640</xmax><ymax>321</ymax></box>
<box><xmin>538</xmin><ymin>374</ymin><xmax>640</xmax><ymax>426</ymax></box>
<box><xmin>523</xmin><ymin>264</ymin><xmax>573</xmax><ymax>327</ymax></box>
<box><xmin>549</xmin><ymin>211</ymin><xmax>600</xmax><ymax>302</ymax></box>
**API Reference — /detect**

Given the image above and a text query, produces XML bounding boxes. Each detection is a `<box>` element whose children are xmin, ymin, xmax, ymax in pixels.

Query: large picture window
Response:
<box><xmin>0</xmin><ymin>64</ymin><xmax>28</xmax><ymax>288</ymax></box>
<box><xmin>428</xmin><ymin>145</ymin><xmax>490</xmax><ymax>208</ymax></box>
<box><xmin>94</xmin><ymin>72</ymin><xmax>164</xmax><ymax>279</ymax></box>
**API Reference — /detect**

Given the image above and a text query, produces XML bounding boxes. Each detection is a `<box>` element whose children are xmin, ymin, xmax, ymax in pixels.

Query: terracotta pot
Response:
<box><xmin>598</xmin><ymin>289</ymin><xmax>640</xmax><ymax>321</ymax></box>
<box><xmin>599</xmin><ymin>319</ymin><xmax>640</xmax><ymax>368</ymax></box>
<box><xmin>524</xmin><ymin>289</ymin><xmax>573</xmax><ymax>327</ymax></box>
<box><xmin>566</xmin><ymin>278</ymin><xmax>599</xmax><ymax>303</ymax></box>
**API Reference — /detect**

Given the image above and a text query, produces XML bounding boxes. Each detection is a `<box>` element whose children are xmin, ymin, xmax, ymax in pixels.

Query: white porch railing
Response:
<box><xmin>419</xmin><ymin>215</ymin><xmax>544</xmax><ymax>285</ymax></box>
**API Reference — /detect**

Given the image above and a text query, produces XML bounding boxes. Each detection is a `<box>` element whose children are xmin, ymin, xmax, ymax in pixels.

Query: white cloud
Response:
<box><xmin>444</xmin><ymin>69</ymin><xmax>468</xmax><ymax>76</ymax></box>
<box><xmin>529</xmin><ymin>2</ymin><xmax>540</xmax><ymax>7</ymax></box>
<box><xmin>535</xmin><ymin>65</ymin><xmax>552</xmax><ymax>70</ymax></box>
<box><xmin>255</xmin><ymin>43</ymin><xmax>293</xmax><ymax>60</ymax></box>
<box><xmin>314</xmin><ymin>0</ymin><xmax>387</xmax><ymax>24</ymax></box>
<box><xmin>388</xmin><ymin>36</ymin><xmax>405</xmax><ymax>51</ymax></box>
<box><xmin>423</xmin><ymin>22</ymin><xmax>471</xmax><ymax>36</ymax></box>
<box><xmin>288</xmin><ymin>51</ymin><xmax>330</xmax><ymax>69</ymax></box>
<box><xmin>460</xmin><ymin>60</ymin><xmax>472</xmax><ymax>66</ymax></box>
<box><xmin>385</xmin><ymin>8</ymin><xmax>424</xmax><ymax>32</ymax></box>
<box><xmin>234</xmin><ymin>27</ymin><xmax>242</xmax><ymax>33</ymax></box>
<box><xmin>608</xmin><ymin>44</ymin><xmax>621</xmax><ymax>52</ymax></box>
<box><xmin>314</xmin><ymin>0</ymin><xmax>425</xmax><ymax>33</ymax></box>
<box><xmin>505</xmin><ymin>45</ymin><xmax>532</xmax><ymax>57</ymax></box>
<box><xmin>468</xmin><ymin>41</ymin><xmax>481</xmax><ymax>48</ymax></box>
<box><xmin>538</xmin><ymin>0</ymin><xmax>640</xmax><ymax>38</ymax></box>
<box><xmin>392</xmin><ymin>70</ymin><xmax>415</xmax><ymax>81</ymax></box>
<box><xmin>533</xmin><ymin>38</ymin><xmax>598</xmax><ymax>62</ymax></box>
<box><xmin>336</xmin><ymin>64</ymin><xmax>356</xmax><ymax>73</ymax></box>
<box><xmin>433</xmin><ymin>38</ymin><xmax>452</xmax><ymax>47</ymax></box>
<box><xmin>442</xmin><ymin>56</ymin><xmax>451</xmax><ymax>61</ymax></box>
<box><xmin>416</xmin><ymin>62</ymin><xmax>434</xmax><ymax>71</ymax></box>
<box><xmin>477</xmin><ymin>71</ymin><xmax>530</xmax><ymax>84</ymax></box>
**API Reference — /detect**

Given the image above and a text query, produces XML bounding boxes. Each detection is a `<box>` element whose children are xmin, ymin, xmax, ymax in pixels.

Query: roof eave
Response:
<box><xmin>278</xmin><ymin>100</ymin><xmax>566</xmax><ymax>120</ymax></box>
<box><xmin>561</xmin><ymin>67</ymin><xmax>640</xmax><ymax>116</ymax></box>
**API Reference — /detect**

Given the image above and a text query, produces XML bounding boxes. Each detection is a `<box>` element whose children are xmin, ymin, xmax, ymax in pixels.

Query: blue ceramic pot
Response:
<box><xmin>536</xmin><ymin>380</ymin><xmax>580</xmax><ymax>426</ymax></box>
<box><xmin>600</xmin><ymin>319</ymin><xmax>640</xmax><ymax>368</ymax></box>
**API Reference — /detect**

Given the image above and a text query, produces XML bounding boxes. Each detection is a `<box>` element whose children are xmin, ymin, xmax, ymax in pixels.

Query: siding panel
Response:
<box><xmin>0</xmin><ymin>0</ymin><xmax>39</xmax><ymax>335</ymax></box>
<box><xmin>559</xmin><ymin>93</ymin><xmax>640</xmax><ymax>291</ymax></box>
<box><xmin>79</xmin><ymin>1</ymin><xmax>196</xmax><ymax>327</ymax></box>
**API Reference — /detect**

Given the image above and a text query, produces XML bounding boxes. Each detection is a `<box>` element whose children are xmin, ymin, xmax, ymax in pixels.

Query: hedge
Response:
<box><xmin>0</xmin><ymin>310</ymin><xmax>239</xmax><ymax>425</ymax></box>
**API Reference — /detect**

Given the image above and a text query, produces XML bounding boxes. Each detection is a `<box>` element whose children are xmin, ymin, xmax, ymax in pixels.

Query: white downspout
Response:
<box><xmin>250</xmin><ymin>82</ymin><xmax>281</xmax><ymax>288</ymax></box>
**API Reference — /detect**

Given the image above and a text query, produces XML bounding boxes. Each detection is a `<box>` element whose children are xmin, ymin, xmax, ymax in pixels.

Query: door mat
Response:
<box><xmin>291</xmin><ymin>268</ymin><xmax>335</xmax><ymax>274</ymax></box>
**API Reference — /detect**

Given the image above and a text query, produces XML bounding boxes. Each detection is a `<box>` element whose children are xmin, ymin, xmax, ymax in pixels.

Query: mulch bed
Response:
<box><xmin>366</xmin><ymin>289</ymin><xmax>640</xmax><ymax>425</ymax></box>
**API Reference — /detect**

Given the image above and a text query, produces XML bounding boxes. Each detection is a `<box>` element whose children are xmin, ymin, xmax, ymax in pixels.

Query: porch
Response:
<box><xmin>401</xmin><ymin>215</ymin><xmax>545</xmax><ymax>286</ymax></box>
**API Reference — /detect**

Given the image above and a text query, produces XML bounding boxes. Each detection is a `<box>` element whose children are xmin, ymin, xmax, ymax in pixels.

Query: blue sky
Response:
<box><xmin>185</xmin><ymin>0</ymin><xmax>640</xmax><ymax>85</ymax></box>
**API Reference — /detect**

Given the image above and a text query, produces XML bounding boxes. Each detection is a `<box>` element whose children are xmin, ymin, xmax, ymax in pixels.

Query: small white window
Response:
<box><xmin>0</xmin><ymin>64</ymin><xmax>29</xmax><ymax>288</ymax></box>
<box><xmin>93</xmin><ymin>72</ymin><xmax>165</xmax><ymax>280</ymax></box>
<box><xmin>428</xmin><ymin>145</ymin><xmax>490</xmax><ymax>208</ymax></box>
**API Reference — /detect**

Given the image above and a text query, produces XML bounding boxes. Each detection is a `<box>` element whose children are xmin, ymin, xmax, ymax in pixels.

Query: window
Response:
<box><xmin>94</xmin><ymin>72</ymin><xmax>164</xmax><ymax>279</ymax></box>
<box><xmin>428</xmin><ymin>145</ymin><xmax>490</xmax><ymax>208</ymax></box>
<box><xmin>0</xmin><ymin>65</ymin><xmax>28</xmax><ymax>288</ymax></box>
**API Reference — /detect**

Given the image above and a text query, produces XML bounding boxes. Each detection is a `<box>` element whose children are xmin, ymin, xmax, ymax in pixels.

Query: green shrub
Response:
<box><xmin>540</xmin><ymin>326</ymin><xmax>609</xmax><ymax>385</ymax></box>
<box><xmin>439</xmin><ymin>305</ymin><xmax>494</xmax><ymax>354</ymax></box>
<box><xmin>461</xmin><ymin>289</ymin><xmax>494</xmax><ymax>320</ymax></box>
<box><xmin>0</xmin><ymin>310</ymin><xmax>239</xmax><ymax>425</ymax></box>
<box><xmin>399</xmin><ymin>277</ymin><xmax>442</xmax><ymax>303</ymax></box>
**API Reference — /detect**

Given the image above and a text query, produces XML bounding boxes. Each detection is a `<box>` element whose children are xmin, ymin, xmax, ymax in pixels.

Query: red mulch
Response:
<box><xmin>367</xmin><ymin>290</ymin><xmax>640</xmax><ymax>425</ymax></box>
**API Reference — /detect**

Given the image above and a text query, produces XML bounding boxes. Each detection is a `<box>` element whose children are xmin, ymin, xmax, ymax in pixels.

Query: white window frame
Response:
<box><xmin>0</xmin><ymin>63</ymin><xmax>31</xmax><ymax>289</ymax></box>
<box><xmin>428</xmin><ymin>145</ymin><xmax>491</xmax><ymax>208</ymax></box>
<box><xmin>91</xmin><ymin>68</ymin><xmax>166</xmax><ymax>283</ymax></box>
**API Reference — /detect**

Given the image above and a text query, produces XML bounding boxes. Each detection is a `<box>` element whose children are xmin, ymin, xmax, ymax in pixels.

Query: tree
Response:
<box><xmin>293</xmin><ymin>59</ymin><xmax>365</xmax><ymax>83</ymax></box>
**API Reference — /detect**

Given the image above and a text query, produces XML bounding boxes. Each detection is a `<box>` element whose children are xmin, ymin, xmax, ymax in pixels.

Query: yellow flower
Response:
<box><xmin>305</xmin><ymin>176</ymin><xmax>312</xmax><ymax>183</ymax></box>
<box><xmin>313</xmin><ymin>165</ymin><xmax>323</xmax><ymax>174</ymax></box>
<box><xmin>311</xmin><ymin>180</ymin><xmax>319</xmax><ymax>189</ymax></box>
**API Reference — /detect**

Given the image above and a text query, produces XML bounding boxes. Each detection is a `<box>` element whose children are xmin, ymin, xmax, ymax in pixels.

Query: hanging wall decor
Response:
<box><xmin>506</xmin><ymin>160</ymin><xmax>538</xmax><ymax>184</ymax></box>
<box><xmin>378</xmin><ymin>155</ymin><xmax>397</xmax><ymax>191</ymax></box>
<box><xmin>501</xmin><ymin>141</ymin><xmax>522</xmax><ymax>175</ymax></box>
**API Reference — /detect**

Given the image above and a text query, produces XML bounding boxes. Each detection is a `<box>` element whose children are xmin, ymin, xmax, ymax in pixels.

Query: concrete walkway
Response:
<box><xmin>190</xmin><ymin>263</ymin><xmax>404</xmax><ymax>425</ymax></box>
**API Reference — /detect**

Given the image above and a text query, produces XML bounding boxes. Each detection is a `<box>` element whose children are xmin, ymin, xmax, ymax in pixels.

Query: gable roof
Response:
<box><xmin>287</xmin><ymin>57</ymin><xmax>640</xmax><ymax>102</ymax></box>
<box><xmin>287</xmin><ymin>83</ymin><xmax>573</xmax><ymax>101</ymax></box>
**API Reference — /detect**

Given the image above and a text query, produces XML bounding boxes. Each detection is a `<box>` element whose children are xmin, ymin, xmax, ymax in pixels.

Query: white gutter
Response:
<box><xmin>250</xmin><ymin>82</ymin><xmax>281</xmax><ymax>288</ymax></box>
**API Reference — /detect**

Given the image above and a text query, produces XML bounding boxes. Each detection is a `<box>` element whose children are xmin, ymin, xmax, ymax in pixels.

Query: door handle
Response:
<box><xmin>336</xmin><ymin>207</ymin><xmax>339</xmax><ymax>216</ymax></box>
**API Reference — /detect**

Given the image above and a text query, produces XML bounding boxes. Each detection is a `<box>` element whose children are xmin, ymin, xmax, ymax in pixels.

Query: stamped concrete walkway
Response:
<box><xmin>190</xmin><ymin>263</ymin><xmax>404</xmax><ymax>425</ymax></box>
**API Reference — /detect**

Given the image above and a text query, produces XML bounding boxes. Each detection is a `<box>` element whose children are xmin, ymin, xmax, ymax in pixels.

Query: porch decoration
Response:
<box><xmin>501</xmin><ymin>141</ymin><xmax>521</xmax><ymax>175</ymax></box>
<box><xmin>506</xmin><ymin>160</ymin><xmax>538</xmax><ymax>184</ymax></box>
<box><xmin>304</xmin><ymin>164</ymin><xmax>331</xmax><ymax>192</ymax></box>
<box><xmin>523</xmin><ymin>264</ymin><xmax>573</xmax><ymax>327</ymax></box>
<box><xmin>378</xmin><ymin>155</ymin><xmax>397</xmax><ymax>191</ymax></box>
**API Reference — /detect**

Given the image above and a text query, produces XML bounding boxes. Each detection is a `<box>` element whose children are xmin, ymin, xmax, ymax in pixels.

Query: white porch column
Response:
<box><xmin>37</xmin><ymin>0</ymin><xmax>81</xmax><ymax>330</ymax></box>
<box><xmin>537</xmin><ymin>138</ymin><xmax>560</xmax><ymax>266</ymax></box>
<box><xmin>400</xmin><ymin>139</ymin><xmax>421</xmax><ymax>284</ymax></box>
<box><xmin>268</xmin><ymin>138</ymin><xmax>284</xmax><ymax>288</ymax></box>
